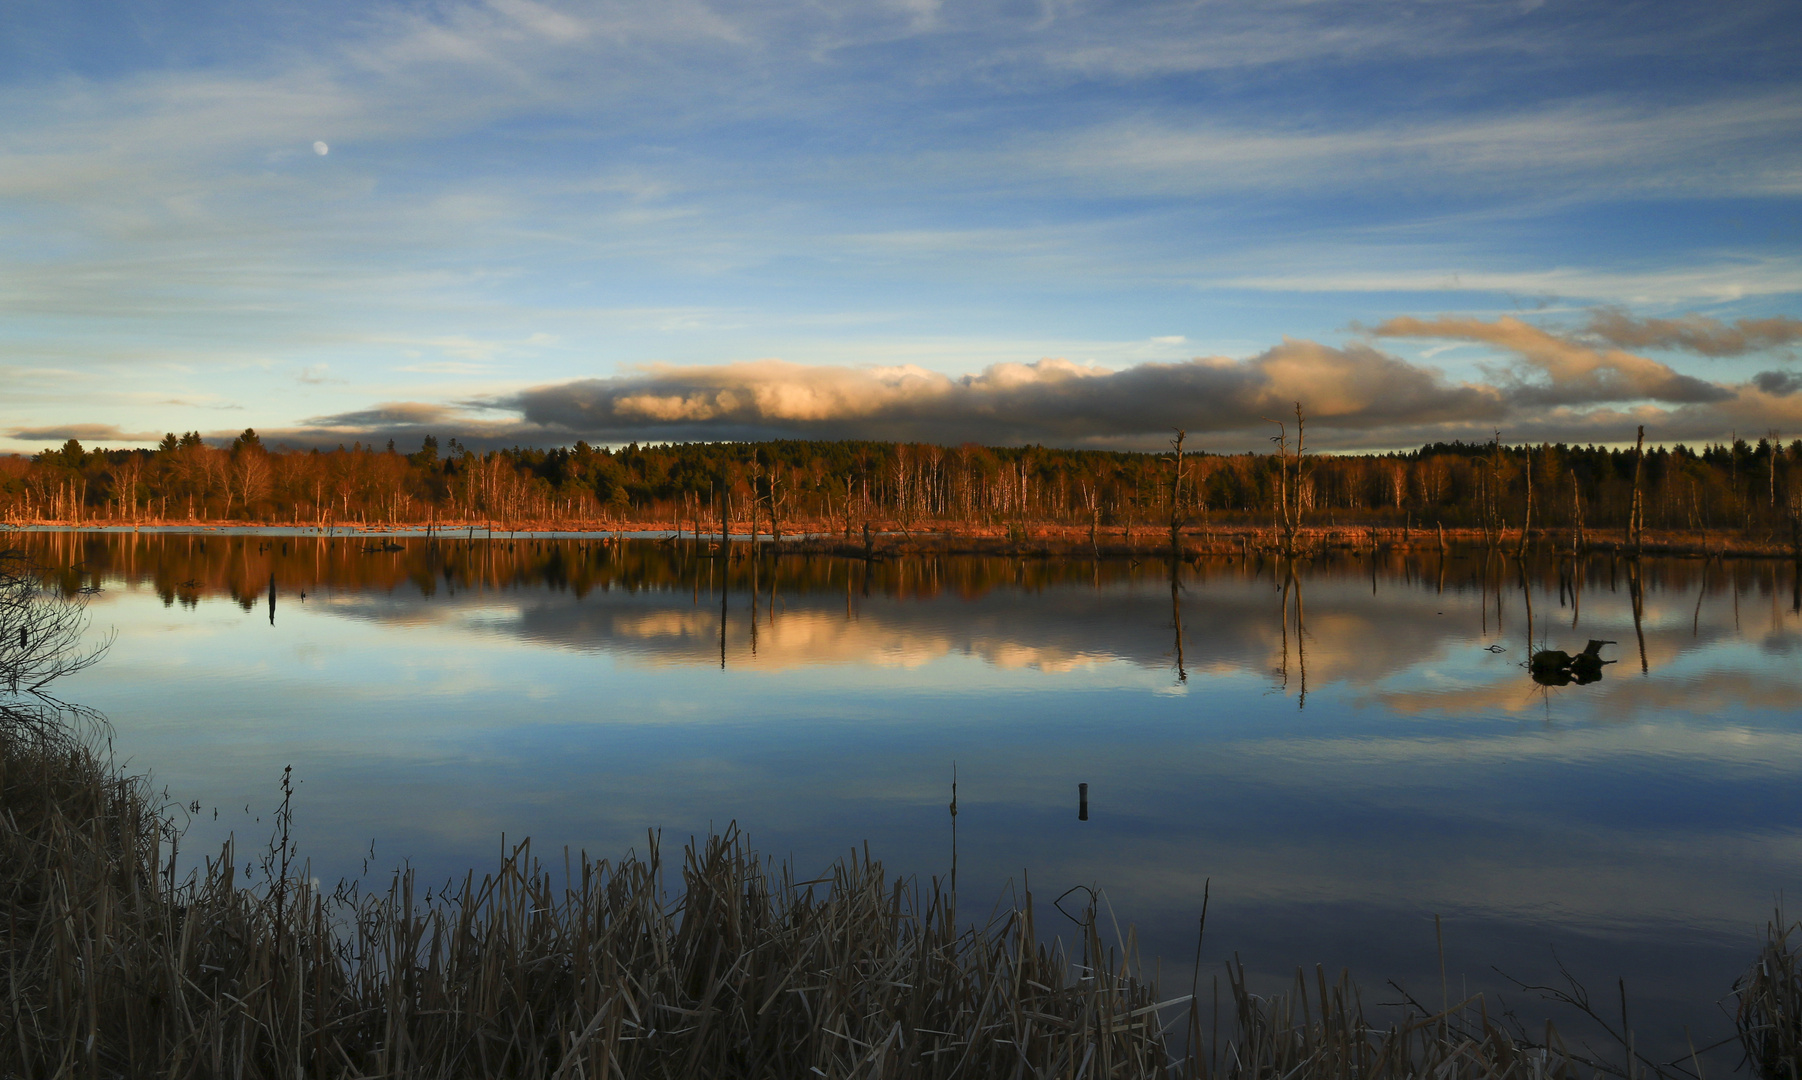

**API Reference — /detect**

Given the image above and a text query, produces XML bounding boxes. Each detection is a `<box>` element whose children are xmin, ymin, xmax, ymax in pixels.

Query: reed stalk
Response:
<box><xmin>5</xmin><ymin>720</ymin><xmax>1796</xmax><ymax>1078</ymax></box>
<box><xmin>1735</xmin><ymin>914</ymin><xmax>1802</xmax><ymax>1080</ymax></box>
<box><xmin>2</xmin><ymin>721</ymin><xmax>1175</xmax><ymax>1078</ymax></box>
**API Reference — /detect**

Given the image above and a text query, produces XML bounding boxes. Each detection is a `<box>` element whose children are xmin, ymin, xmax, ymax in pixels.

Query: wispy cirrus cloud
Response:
<box><xmin>1029</xmin><ymin>95</ymin><xmax>1802</xmax><ymax>200</ymax></box>
<box><xmin>1225</xmin><ymin>257</ymin><xmax>1802</xmax><ymax>305</ymax></box>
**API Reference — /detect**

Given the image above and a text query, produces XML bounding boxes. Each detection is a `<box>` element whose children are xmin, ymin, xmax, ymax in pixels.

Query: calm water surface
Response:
<box><xmin>23</xmin><ymin>529</ymin><xmax>1802</xmax><ymax>1061</ymax></box>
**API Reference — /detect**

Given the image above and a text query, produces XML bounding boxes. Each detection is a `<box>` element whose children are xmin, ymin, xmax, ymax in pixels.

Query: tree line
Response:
<box><xmin>2</xmin><ymin>426</ymin><xmax>1798</xmax><ymax>540</ymax></box>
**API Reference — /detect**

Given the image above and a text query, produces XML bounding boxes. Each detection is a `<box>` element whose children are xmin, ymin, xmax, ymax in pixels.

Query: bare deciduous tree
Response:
<box><xmin>1263</xmin><ymin>402</ymin><xmax>1308</xmax><ymax>555</ymax></box>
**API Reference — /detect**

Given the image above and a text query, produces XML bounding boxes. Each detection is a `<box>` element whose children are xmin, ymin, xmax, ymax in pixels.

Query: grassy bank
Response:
<box><xmin>6</xmin><ymin>721</ymin><xmax>1799</xmax><ymax>1078</ymax></box>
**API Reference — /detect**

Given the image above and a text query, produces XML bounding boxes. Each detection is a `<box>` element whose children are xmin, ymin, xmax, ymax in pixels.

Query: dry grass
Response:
<box><xmin>1736</xmin><ymin>916</ymin><xmax>1802</xmax><ymax>1080</ymax></box>
<box><xmin>3</xmin><ymin>721</ymin><xmax>1794</xmax><ymax>1078</ymax></box>
<box><xmin>2</xmin><ymin>720</ymin><xmax>1180</xmax><ymax>1079</ymax></box>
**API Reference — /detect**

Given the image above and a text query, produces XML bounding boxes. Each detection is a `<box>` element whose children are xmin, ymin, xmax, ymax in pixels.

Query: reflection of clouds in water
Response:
<box><xmin>316</xmin><ymin>574</ymin><xmax>1465</xmax><ymax>681</ymax></box>
<box><xmin>1226</xmin><ymin>721</ymin><xmax>1802</xmax><ymax>772</ymax></box>
<box><xmin>744</xmin><ymin>612</ymin><xmax>948</xmax><ymax>670</ymax></box>
<box><xmin>44</xmin><ymin>541</ymin><xmax>1802</xmax><ymax>1064</ymax></box>
<box><xmin>1583</xmin><ymin>669</ymin><xmax>1802</xmax><ymax>719</ymax></box>
<box><xmin>303</xmin><ymin>564</ymin><xmax>1802</xmax><ymax>720</ymax></box>
<box><xmin>1763</xmin><ymin>629</ymin><xmax>1802</xmax><ymax>654</ymax></box>
<box><xmin>1052</xmin><ymin>823</ymin><xmax>1802</xmax><ymax>938</ymax></box>
<box><xmin>324</xmin><ymin>586</ymin><xmax>1143</xmax><ymax>672</ymax></box>
<box><xmin>1378</xmin><ymin>656</ymin><xmax>1802</xmax><ymax>720</ymax></box>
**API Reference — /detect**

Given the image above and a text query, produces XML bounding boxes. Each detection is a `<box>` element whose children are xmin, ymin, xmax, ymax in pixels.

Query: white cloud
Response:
<box><xmin>1582</xmin><ymin>309</ymin><xmax>1802</xmax><ymax>356</ymax></box>
<box><xmin>1373</xmin><ymin>315</ymin><xmax>1731</xmax><ymax>405</ymax></box>
<box><xmin>257</xmin><ymin>312</ymin><xmax>1802</xmax><ymax>450</ymax></box>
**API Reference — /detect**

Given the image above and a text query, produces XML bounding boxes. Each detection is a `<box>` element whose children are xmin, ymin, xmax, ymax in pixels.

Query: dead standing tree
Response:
<box><xmin>1571</xmin><ymin>468</ymin><xmax>1587</xmax><ymax>553</ymax></box>
<box><xmin>763</xmin><ymin>461</ymin><xmax>788</xmax><ymax>542</ymax></box>
<box><xmin>1768</xmin><ymin>427</ymin><xmax>1782</xmax><ymax>513</ymax></box>
<box><xmin>1167</xmin><ymin>429</ymin><xmax>1187</xmax><ymax>559</ymax></box>
<box><xmin>1629</xmin><ymin>425</ymin><xmax>1647</xmax><ymax>554</ymax></box>
<box><xmin>1517</xmin><ymin>444</ymin><xmax>1535</xmax><ymax>558</ymax></box>
<box><xmin>1263</xmin><ymin>402</ymin><xmax>1308</xmax><ymax>556</ymax></box>
<box><xmin>1485</xmin><ymin>431</ymin><xmax>1505</xmax><ymax>546</ymax></box>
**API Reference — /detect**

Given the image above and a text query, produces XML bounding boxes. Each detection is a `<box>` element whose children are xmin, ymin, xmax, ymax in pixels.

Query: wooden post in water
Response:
<box><xmin>1078</xmin><ymin>783</ymin><xmax>1089</xmax><ymax>821</ymax></box>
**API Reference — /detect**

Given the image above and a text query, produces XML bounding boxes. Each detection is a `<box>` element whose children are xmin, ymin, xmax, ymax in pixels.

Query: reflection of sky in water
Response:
<box><xmin>29</xmin><ymin>532</ymin><xmax>1802</xmax><ymax>1062</ymax></box>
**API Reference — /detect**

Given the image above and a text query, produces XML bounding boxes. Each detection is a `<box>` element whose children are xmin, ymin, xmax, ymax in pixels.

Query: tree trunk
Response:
<box><xmin>1518</xmin><ymin>446</ymin><xmax>1533</xmax><ymax>557</ymax></box>
<box><xmin>1629</xmin><ymin>425</ymin><xmax>1646</xmax><ymax>553</ymax></box>
<box><xmin>1168</xmin><ymin>430</ymin><xmax>1186</xmax><ymax>558</ymax></box>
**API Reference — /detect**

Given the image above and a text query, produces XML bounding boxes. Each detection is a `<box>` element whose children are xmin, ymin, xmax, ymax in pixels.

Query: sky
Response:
<box><xmin>2</xmin><ymin>0</ymin><xmax>1800</xmax><ymax>453</ymax></box>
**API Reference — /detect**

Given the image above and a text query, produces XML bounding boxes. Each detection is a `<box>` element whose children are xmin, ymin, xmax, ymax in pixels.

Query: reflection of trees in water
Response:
<box><xmin>1628</xmin><ymin>558</ymin><xmax>1649</xmax><ymax>673</ymax></box>
<box><xmin>23</xmin><ymin>530</ymin><xmax>1795</xmax><ymax>611</ymax></box>
<box><xmin>1274</xmin><ymin>564</ymin><xmax>1306</xmax><ymax>707</ymax></box>
<box><xmin>1169</xmin><ymin>558</ymin><xmax>1186</xmax><ymax>684</ymax></box>
<box><xmin>1</xmin><ymin>546</ymin><xmax>110</xmax><ymax>737</ymax></box>
<box><xmin>17</xmin><ymin>531</ymin><xmax>1801</xmax><ymax>692</ymax></box>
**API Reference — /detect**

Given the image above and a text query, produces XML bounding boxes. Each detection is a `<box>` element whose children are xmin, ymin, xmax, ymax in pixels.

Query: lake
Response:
<box><xmin>19</xmin><ymin>527</ymin><xmax>1802</xmax><ymax>1064</ymax></box>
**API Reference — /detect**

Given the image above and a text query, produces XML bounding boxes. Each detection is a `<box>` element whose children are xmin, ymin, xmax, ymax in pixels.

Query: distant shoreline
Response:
<box><xmin>8</xmin><ymin>515</ymin><xmax>1799</xmax><ymax>559</ymax></box>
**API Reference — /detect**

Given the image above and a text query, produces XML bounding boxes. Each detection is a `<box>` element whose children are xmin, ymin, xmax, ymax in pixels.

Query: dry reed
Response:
<box><xmin>1736</xmin><ymin>915</ymin><xmax>1802</xmax><ymax>1080</ymax></box>
<box><xmin>5</xmin><ymin>720</ymin><xmax>1797</xmax><ymax>1078</ymax></box>
<box><xmin>2</xmin><ymin>719</ymin><xmax>1180</xmax><ymax>1079</ymax></box>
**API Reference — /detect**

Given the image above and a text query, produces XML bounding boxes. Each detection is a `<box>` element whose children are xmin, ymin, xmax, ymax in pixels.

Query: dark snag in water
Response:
<box><xmin>1530</xmin><ymin>639</ymin><xmax>1617</xmax><ymax>686</ymax></box>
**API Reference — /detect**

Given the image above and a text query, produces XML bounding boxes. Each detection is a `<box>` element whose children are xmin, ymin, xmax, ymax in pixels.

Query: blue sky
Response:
<box><xmin>3</xmin><ymin>0</ymin><xmax>1800</xmax><ymax>452</ymax></box>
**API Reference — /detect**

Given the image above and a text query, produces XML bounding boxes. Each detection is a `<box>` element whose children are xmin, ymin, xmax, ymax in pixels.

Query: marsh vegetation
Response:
<box><xmin>5</xmin><ymin>709</ymin><xmax>1802</xmax><ymax>1078</ymax></box>
<box><xmin>6</xmin><ymin>538</ymin><xmax>1801</xmax><ymax>1077</ymax></box>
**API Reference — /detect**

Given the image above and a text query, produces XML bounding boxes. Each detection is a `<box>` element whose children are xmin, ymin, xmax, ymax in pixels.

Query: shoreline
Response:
<box><xmin>8</xmin><ymin>515</ymin><xmax>1800</xmax><ymax>560</ymax></box>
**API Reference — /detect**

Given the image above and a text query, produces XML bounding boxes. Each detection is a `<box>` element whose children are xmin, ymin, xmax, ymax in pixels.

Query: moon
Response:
<box><xmin>313</xmin><ymin>141</ymin><xmax>329</xmax><ymax>156</ymax></box>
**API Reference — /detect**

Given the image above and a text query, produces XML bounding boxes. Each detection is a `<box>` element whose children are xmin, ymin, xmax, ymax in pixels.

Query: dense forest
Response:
<box><xmin>2</xmin><ymin>428</ymin><xmax>1798</xmax><ymax>543</ymax></box>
